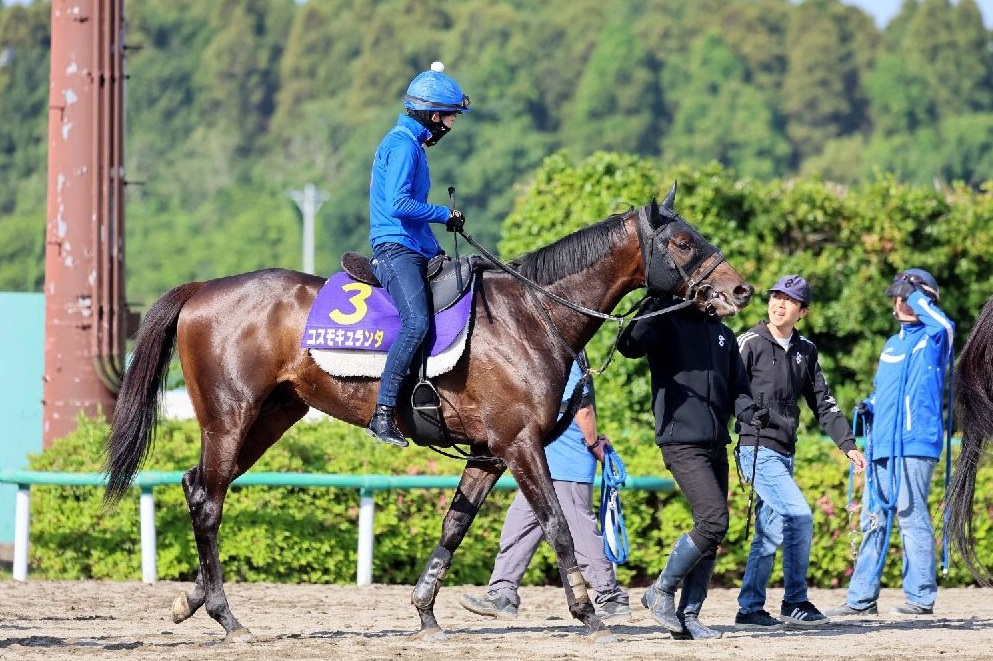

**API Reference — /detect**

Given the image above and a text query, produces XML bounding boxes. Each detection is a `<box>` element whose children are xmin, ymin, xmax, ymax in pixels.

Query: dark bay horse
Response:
<box><xmin>947</xmin><ymin>294</ymin><xmax>993</xmax><ymax>583</ymax></box>
<box><xmin>104</xmin><ymin>185</ymin><xmax>753</xmax><ymax>642</ymax></box>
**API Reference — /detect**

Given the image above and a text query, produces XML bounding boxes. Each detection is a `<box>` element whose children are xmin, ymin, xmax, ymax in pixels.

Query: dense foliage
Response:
<box><xmin>3</xmin><ymin>0</ymin><xmax>993</xmax><ymax>305</ymax></box>
<box><xmin>26</xmin><ymin>416</ymin><xmax>993</xmax><ymax>589</ymax></box>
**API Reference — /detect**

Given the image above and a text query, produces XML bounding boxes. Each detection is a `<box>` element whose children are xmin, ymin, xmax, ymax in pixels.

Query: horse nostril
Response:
<box><xmin>735</xmin><ymin>284</ymin><xmax>754</xmax><ymax>300</ymax></box>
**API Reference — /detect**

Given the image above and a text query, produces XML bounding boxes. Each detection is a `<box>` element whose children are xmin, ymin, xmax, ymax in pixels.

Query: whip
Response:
<box><xmin>743</xmin><ymin>391</ymin><xmax>764</xmax><ymax>542</ymax></box>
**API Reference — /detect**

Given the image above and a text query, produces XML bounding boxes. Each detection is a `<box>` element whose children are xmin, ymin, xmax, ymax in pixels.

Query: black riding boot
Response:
<box><xmin>675</xmin><ymin>554</ymin><xmax>722</xmax><ymax>639</ymax></box>
<box><xmin>367</xmin><ymin>405</ymin><xmax>408</xmax><ymax>447</ymax></box>
<box><xmin>641</xmin><ymin>534</ymin><xmax>704</xmax><ymax>632</ymax></box>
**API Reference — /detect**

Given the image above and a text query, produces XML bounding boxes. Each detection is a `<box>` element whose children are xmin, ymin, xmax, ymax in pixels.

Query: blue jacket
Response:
<box><xmin>369</xmin><ymin>114</ymin><xmax>449</xmax><ymax>258</ymax></box>
<box><xmin>866</xmin><ymin>291</ymin><xmax>954</xmax><ymax>460</ymax></box>
<box><xmin>546</xmin><ymin>359</ymin><xmax>598</xmax><ymax>483</ymax></box>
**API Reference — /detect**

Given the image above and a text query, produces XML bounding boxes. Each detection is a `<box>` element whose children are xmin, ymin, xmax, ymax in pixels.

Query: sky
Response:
<box><xmin>840</xmin><ymin>0</ymin><xmax>993</xmax><ymax>27</ymax></box>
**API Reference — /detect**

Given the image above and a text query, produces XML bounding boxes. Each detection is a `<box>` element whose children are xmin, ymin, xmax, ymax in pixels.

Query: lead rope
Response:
<box><xmin>939</xmin><ymin>346</ymin><xmax>956</xmax><ymax>575</ymax></box>
<box><xmin>600</xmin><ymin>445</ymin><xmax>629</xmax><ymax>564</ymax></box>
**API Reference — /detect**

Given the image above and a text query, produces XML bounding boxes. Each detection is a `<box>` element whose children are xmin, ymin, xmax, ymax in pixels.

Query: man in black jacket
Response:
<box><xmin>733</xmin><ymin>275</ymin><xmax>866</xmax><ymax>630</ymax></box>
<box><xmin>619</xmin><ymin>296</ymin><xmax>766</xmax><ymax>640</ymax></box>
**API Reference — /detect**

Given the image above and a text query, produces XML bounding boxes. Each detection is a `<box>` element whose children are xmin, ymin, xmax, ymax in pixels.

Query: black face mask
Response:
<box><xmin>424</xmin><ymin>120</ymin><xmax>450</xmax><ymax>147</ymax></box>
<box><xmin>408</xmin><ymin>109</ymin><xmax>452</xmax><ymax>147</ymax></box>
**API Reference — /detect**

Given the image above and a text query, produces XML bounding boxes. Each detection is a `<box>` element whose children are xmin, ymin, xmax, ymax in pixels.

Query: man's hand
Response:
<box><xmin>446</xmin><ymin>209</ymin><xmax>465</xmax><ymax>232</ymax></box>
<box><xmin>848</xmin><ymin>449</ymin><xmax>868</xmax><ymax>474</ymax></box>
<box><xmin>889</xmin><ymin>279</ymin><xmax>918</xmax><ymax>300</ymax></box>
<box><xmin>740</xmin><ymin>404</ymin><xmax>770</xmax><ymax>429</ymax></box>
<box><xmin>587</xmin><ymin>434</ymin><xmax>611</xmax><ymax>462</ymax></box>
<box><xmin>855</xmin><ymin>401</ymin><xmax>873</xmax><ymax>425</ymax></box>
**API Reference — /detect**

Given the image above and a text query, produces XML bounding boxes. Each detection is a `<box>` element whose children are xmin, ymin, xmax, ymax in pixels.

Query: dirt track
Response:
<box><xmin>1</xmin><ymin>581</ymin><xmax>992</xmax><ymax>660</ymax></box>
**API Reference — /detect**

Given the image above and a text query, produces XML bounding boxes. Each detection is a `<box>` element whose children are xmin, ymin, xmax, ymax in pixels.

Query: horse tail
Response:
<box><xmin>947</xmin><ymin>295</ymin><xmax>993</xmax><ymax>584</ymax></box>
<box><xmin>103</xmin><ymin>282</ymin><xmax>204</xmax><ymax>506</ymax></box>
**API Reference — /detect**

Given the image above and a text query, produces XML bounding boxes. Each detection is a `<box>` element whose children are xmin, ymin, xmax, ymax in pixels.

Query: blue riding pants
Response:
<box><xmin>372</xmin><ymin>242</ymin><xmax>431</xmax><ymax>408</ymax></box>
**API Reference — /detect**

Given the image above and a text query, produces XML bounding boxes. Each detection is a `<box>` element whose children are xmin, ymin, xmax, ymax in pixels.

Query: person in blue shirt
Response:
<box><xmin>826</xmin><ymin>268</ymin><xmax>954</xmax><ymax>617</ymax></box>
<box><xmin>366</xmin><ymin>62</ymin><xmax>471</xmax><ymax>447</ymax></box>
<box><xmin>458</xmin><ymin>354</ymin><xmax>631</xmax><ymax>622</ymax></box>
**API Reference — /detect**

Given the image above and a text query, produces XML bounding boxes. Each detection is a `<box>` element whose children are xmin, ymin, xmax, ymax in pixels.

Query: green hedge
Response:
<box><xmin>24</xmin><ymin>416</ymin><xmax>993</xmax><ymax>588</ymax></box>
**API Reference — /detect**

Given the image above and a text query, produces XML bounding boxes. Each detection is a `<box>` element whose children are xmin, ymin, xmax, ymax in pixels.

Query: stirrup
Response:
<box><xmin>412</xmin><ymin>379</ymin><xmax>441</xmax><ymax>412</ymax></box>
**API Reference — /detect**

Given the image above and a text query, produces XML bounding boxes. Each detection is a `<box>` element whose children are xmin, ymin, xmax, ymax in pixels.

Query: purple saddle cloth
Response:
<box><xmin>301</xmin><ymin>271</ymin><xmax>473</xmax><ymax>355</ymax></box>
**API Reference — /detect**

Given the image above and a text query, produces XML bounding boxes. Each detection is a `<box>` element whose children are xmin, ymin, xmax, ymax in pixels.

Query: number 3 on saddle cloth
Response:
<box><xmin>301</xmin><ymin>260</ymin><xmax>476</xmax><ymax>445</ymax></box>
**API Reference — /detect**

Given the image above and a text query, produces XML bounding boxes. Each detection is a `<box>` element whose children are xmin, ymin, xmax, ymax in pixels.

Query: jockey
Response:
<box><xmin>366</xmin><ymin>62</ymin><xmax>471</xmax><ymax>447</ymax></box>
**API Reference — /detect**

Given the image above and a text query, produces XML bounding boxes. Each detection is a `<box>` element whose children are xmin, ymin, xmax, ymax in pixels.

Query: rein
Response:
<box><xmin>456</xmin><ymin>226</ymin><xmax>707</xmax><ymax>372</ymax></box>
<box><xmin>426</xmin><ymin>218</ymin><xmax>720</xmax><ymax>462</ymax></box>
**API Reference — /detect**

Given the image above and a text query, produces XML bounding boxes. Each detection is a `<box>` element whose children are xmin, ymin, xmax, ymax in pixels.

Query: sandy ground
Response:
<box><xmin>0</xmin><ymin>581</ymin><xmax>991</xmax><ymax>660</ymax></box>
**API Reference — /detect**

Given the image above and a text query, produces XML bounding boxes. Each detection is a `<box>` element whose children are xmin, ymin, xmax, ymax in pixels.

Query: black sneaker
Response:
<box><xmin>459</xmin><ymin>591</ymin><xmax>519</xmax><ymax>620</ymax></box>
<box><xmin>595</xmin><ymin>598</ymin><xmax>632</xmax><ymax>622</ymax></box>
<box><xmin>824</xmin><ymin>602</ymin><xmax>878</xmax><ymax>617</ymax></box>
<box><xmin>734</xmin><ymin>609</ymin><xmax>785</xmax><ymax>630</ymax></box>
<box><xmin>891</xmin><ymin>602</ymin><xmax>933</xmax><ymax>615</ymax></box>
<box><xmin>780</xmin><ymin>600</ymin><xmax>829</xmax><ymax>626</ymax></box>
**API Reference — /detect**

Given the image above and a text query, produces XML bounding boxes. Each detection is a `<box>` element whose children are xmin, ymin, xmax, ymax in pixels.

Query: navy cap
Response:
<box><xmin>768</xmin><ymin>274</ymin><xmax>811</xmax><ymax>306</ymax></box>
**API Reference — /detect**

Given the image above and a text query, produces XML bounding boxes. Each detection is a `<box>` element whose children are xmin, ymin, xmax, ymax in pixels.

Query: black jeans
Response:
<box><xmin>660</xmin><ymin>442</ymin><xmax>730</xmax><ymax>555</ymax></box>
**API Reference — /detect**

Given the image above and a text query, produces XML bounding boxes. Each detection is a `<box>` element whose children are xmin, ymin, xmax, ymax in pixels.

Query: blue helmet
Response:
<box><xmin>404</xmin><ymin>62</ymin><xmax>471</xmax><ymax>114</ymax></box>
<box><xmin>886</xmin><ymin>267</ymin><xmax>940</xmax><ymax>303</ymax></box>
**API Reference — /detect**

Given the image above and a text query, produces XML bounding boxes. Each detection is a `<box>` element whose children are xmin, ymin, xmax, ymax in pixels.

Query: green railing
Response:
<box><xmin>0</xmin><ymin>469</ymin><xmax>674</xmax><ymax>585</ymax></box>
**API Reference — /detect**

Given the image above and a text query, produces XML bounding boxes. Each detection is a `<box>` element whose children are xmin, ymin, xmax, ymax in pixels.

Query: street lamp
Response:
<box><xmin>288</xmin><ymin>183</ymin><xmax>330</xmax><ymax>274</ymax></box>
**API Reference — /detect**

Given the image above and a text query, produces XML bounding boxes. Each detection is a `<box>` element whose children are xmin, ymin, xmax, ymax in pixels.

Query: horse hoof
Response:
<box><xmin>412</xmin><ymin>627</ymin><xmax>448</xmax><ymax>642</ymax></box>
<box><xmin>225</xmin><ymin>628</ymin><xmax>254</xmax><ymax>644</ymax></box>
<box><xmin>172</xmin><ymin>594</ymin><xmax>193</xmax><ymax>624</ymax></box>
<box><xmin>589</xmin><ymin>628</ymin><xmax>617</xmax><ymax>644</ymax></box>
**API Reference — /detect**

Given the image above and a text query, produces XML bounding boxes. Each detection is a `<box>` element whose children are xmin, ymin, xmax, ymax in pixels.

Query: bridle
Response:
<box><xmin>635</xmin><ymin>204</ymin><xmax>727</xmax><ymax>305</ymax></box>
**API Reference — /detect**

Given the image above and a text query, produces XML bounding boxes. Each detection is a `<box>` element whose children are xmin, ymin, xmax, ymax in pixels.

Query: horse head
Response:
<box><xmin>636</xmin><ymin>182</ymin><xmax>753</xmax><ymax>316</ymax></box>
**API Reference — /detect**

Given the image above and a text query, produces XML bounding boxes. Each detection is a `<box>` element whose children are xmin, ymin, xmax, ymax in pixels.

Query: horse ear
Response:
<box><xmin>661</xmin><ymin>181</ymin><xmax>677</xmax><ymax>210</ymax></box>
<box><xmin>650</xmin><ymin>197</ymin><xmax>661</xmax><ymax>225</ymax></box>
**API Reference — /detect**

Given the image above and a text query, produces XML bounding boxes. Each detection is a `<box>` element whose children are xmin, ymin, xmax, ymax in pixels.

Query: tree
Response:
<box><xmin>561</xmin><ymin>19</ymin><xmax>662</xmax><ymax>157</ymax></box>
<box><xmin>662</xmin><ymin>31</ymin><xmax>791</xmax><ymax>177</ymax></box>
<box><xmin>781</xmin><ymin>0</ymin><xmax>865</xmax><ymax>163</ymax></box>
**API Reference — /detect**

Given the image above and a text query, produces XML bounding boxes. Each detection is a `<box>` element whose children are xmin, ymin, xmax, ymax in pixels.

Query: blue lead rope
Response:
<box><xmin>600</xmin><ymin>446</ymin><xmax>629</xmax><ymax>564</ymax></box>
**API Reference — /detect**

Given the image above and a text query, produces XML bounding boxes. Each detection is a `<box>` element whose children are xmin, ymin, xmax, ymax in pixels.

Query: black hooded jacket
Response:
<box><xmin>618</xmin><ymin>302</ymin><xmax>755</xmax><ymax>446</ymax></box>
<box><xmin>736</xmin><ymin>320</ymin><xmax>856</xmax><ymax>456</ymax></box>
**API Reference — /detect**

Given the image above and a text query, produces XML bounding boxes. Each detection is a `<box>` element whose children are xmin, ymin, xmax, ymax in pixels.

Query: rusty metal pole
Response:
<box><xmin>43</xmin><ymin>0</ymin><xmax>127</xmax><ymax>447</ymax></box>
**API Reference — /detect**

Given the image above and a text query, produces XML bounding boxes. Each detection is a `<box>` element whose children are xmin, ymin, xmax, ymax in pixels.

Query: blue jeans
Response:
<box><xmin>372</xmin><ymin>242</ymin><xmax>431</xmax><ymax>408</ymax></box>
<box><xmin>736</xmin><ymin>446</ymin><xmax>814</xmax><ymax>613</ymax></box>
<box><xmin>846</xmin><ymin>456</ymin><xmax>937</xmax><ymax>609</ymax></box>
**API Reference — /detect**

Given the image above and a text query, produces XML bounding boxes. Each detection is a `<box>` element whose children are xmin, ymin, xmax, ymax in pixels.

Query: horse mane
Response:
<box><xmin>502</xmin><ymin>211</ymin><xmax>633</xmax><ymax>286</ymax></box>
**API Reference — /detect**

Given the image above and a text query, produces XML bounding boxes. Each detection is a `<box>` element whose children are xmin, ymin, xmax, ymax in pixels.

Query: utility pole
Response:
<box><xmin>288</xmin><ymin>183</ymin><xmax>330</xmax><ymax>274</ymax></box>
<box><xmin>43</xmin><ymin>0</ymin><xmax>128</xmax><ymax>447</ymax></box>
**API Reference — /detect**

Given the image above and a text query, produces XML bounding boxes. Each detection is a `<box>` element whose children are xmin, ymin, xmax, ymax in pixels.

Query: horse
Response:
<box><xmin>946</xmin><ymin>294</ymin><xmax>993</xmax><ymax>584</ymax></box>
<box><xmin>103</xmin><ymin>184</ymin><xmax>754</xmax><ymax>642</ymax></box>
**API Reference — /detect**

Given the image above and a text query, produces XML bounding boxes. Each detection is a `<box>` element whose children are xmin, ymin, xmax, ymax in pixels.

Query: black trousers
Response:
<box><xmin>660</xmin><ymin>442</ymin><xmax>730</xmax><ymax>555</ymax></box>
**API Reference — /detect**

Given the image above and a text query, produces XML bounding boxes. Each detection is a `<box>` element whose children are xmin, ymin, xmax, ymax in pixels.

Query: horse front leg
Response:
<box><xmin>511</xmin><ymin>461</ymin><xmax>611</xmax><ymax>641</ymax></box>
<box><xmin>178</xmin><ymin>463</ymin><xmax>252</xmax><ymax>642</ymax></box>
<box><xmin>411</xmin><ymin>459</ymin><xmax>505</xmax><ymax>639</ymax></box>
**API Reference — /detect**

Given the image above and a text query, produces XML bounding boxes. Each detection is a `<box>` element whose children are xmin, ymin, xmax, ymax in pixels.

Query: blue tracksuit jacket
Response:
<box><xmin>865</xmin><ymin>291</ymin><xmax>954</xmax><ymax>460</ymax></box>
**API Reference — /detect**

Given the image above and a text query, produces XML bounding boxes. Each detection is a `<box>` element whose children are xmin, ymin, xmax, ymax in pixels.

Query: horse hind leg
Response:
<box><xmin>178</xmin><ymin>462</ymin><xmax>253</xmax><ymax>642</ymax></box>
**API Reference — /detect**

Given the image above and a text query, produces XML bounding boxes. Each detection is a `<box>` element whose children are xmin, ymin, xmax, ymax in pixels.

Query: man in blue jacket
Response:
<box><xmin>366</xmin><ymin>62</ymin><xmax>471</xmax><ymax>447</ymax></box>
<box><xmin>827</xmin><ymin>268</ymin><xmax>954</xmax><ymax>617</ymax></box>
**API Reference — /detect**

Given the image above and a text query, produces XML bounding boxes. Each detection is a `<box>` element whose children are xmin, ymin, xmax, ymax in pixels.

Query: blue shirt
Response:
<box><xmin>368</xmin><ymin>114</ymin><xmax>449</xmax><ymax>258</ymax></box>
<box><xmin>866</xmin><ymin>290</ymin><xmax>955</xmax><ymax>460</ymax></box>
<box><xmin>546</xmin><ymin>360</ymin><xmax>598</xmax><ymax>483</ymax></box>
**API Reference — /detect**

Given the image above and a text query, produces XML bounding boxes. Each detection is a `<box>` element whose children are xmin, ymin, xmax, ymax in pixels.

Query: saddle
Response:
<box><xmin>341</xmin><ymin>251</ymin><xmax>479</xmax><ymax>312</ymax></box>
